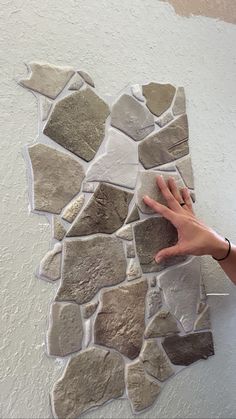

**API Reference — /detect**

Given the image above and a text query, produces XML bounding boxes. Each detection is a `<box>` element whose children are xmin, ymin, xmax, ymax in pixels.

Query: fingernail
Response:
<box><xmin>155</xmin><ymin>256</ymin><xmax>162</xmax><ymax>263</ymax></box>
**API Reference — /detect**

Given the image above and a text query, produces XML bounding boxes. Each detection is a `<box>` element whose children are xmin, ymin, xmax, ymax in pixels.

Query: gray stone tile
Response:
<box><xmin>47</xmin><ymin>302</ymin><xmax>83</xmax><ymax>357</ymax></box>
<box><xmin>19</xmin><ymin>62</ymin><xmax>74</xmax><ymax>99</ymax></box>
<box><xmin>126</xmin><ymin>242</ymin><xmax>135</xmax><ymax>258</ymax></box>
<box><xmin>68</xmin><ymin>74</ymin><xmax>84</xmax><ymax>90</ymax></box>
<box><xmin>147</xmin><ymin>288</ymin><xmax>162</xmax><ymax>318</ymax></box>
<box><xmin>39</xmin><ymin>243</ymin><xmax>62</xmax><ymax>282</ymax></box>
<box><xmin>156</xmin><ymin>111</ymin><xmax>173</xmax><ymax>128</ymax></box>
<box><xmin>43</xmin><ymin>89</ymin><xmax>110</xmax><ymax>161</ymax></box>
<box><xmin>51</xmin><ymin>347</ymin><xmax>124</xmax><ymax>418</ymax></box>
<box><xmin>162</xmin><ymin>332</ymin><xmax>214</xmax><ymax>366</ymax></box>
<box><xmin>145</xmin><ymin>309</ymin><xmax>180</xmax><ymax>338</ymax></box>
<box><xmin>28</xmin><ymin>143</ymin><xmax>85</xmax><ymax>214</ymax></box>
<box><xmin>67</xmin><ymin>183</ymin><xmax>133</xmax><ymax>237</ymax></box>
<box><xmin>82</xmin><ymin>301</ymin><xmax>99</xmax><ymax>319</ymax></box>
<box><xmin>150</xmin><ymin>276</ymin><xmax>157</xmax><ymax>287</ymax></box>
<box><xmin>111</xmin><ymin>94</ymin><xmax>155</xmax><ymax>141</ymax></box>
<box><xmin>172</xmin><ymin>87</ymin><xmax>186</xmax><ymax>116</ymax></box>
<box><xmin>194</xmin><ymin>305</ymin><xmax>211</xmax><ymax>331</ymax></box>
<box><xmin>61</xmin><ymin>194</ymin><xmax>85</xmax><ymax>223</ymax></box>
<box><xmin>176</xmin><ymin>155</ymin><xmax>194</xmax><ymax>189</ymax></box>
<box><xmin>77</xmin><ymin>70</ymin><xmax>95</xmax><ymax>87</ymax></box>
<box><xmin>142</xmin><ymin>82</ymin><xmax>176</xmax><ymax>116</ymax></box>
<box><xmin>56</xmin><ymin>236</ymin><xmax>126</xmax><ymax>304</ymax></box>
<box><xmin>138</xmin><ymin>114</ymin><xmax>189</xmax><ymax>169</ymax></box>
<box><xmin>94</xmin><ymin>279</ymin><xmax>148</xmax><ymax>359</ymax></box>
<box><xmin>125</xmin><ymin>204</ymin><xmax>140</xmax><ymax>224</ymax></box>
<box><xmin>131</xmin><ymin>84</ymin><xmax>145</xmax><ymax>102</ymax></box>
<box><xmin>52</xmin><ymin>216</ymin><xmax>66</xmax><ymax>241</ymax></box>
<box><xmin>126</xmin><ymin>259</ymin><xmax>142</xmax><ymax>281</ymax></box>
<box><xmin>140</xmin><ymin>340</ymin><xmax>174</xmax><ymax>381</ymax></box>
<box><xmin>116</xmin><ymin>224</ymin><xmax>133</xmax><ymax>241</ymax></box>
<box><xmin>39</xmin><ymin>96</ymin><xmax>52</xmax><ymax>121</ymax></box>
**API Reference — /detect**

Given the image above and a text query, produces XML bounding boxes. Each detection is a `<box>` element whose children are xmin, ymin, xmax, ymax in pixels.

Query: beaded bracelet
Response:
<box><xmin>212</xmin><ymin>238</ymin><xmax>231</xmax><ymax>262</ymax></box>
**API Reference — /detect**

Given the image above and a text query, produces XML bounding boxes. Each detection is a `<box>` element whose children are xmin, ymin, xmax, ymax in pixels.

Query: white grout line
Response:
<box><xmin>206</xmin><ymin>293</ymin><xmax>230</xmax><ymax>296</ymax></box>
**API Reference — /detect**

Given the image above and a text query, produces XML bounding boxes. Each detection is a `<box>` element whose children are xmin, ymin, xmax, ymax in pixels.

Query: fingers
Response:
<box><xmin>168</xmin><ymin>177</ymin><xmax>183</xmax><ymax>204</ymax></box>
<box><xmin>181</xmin><ymin>187</ymin><xmax>194</xmax><ymax>212</ymax></box>
<box><xmin>156</xmin><ymin>175</ymin><xmax>182</xmax><ymax>212</ymax></box>
<box><xmin>143</xmin><ymin>195</ymin><xmax>177</xmax><ymax>226</ymax></box>
<box><xmin>155</xmin><ymin>244</ymin><xmax>182</xmax><ymax>263</ymax></box>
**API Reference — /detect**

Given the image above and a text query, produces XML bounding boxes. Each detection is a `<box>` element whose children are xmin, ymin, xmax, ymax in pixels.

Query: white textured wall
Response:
<box><xmin>1</xmin><ymin>1</ymin><xmax>236</xmax><ymax>417</ymax></box>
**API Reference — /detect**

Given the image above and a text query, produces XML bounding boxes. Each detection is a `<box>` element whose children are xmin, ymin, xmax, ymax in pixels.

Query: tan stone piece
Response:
<box><xmin>143</xmin><ymin>82</ymin><xmax>176</xmax><ymax>116</ymax></box>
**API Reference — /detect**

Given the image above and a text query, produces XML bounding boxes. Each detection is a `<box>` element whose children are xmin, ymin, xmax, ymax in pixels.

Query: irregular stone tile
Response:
<box><xmin>156</xmin><ymin>111</ymin><xmax>173</xmax><ymax>128</ymax></box>
<box><xmin>47</xmin><ymin>302</ymin><xmax>83</xmax><ymax>357</ymax></box>
<box><xmin>126</xmin><ymin>242</ymin><xmax>135</xmax><ymax>258</ymax></box>
<box><xmin>137</xmin><ymin>170</ymin><xmax>184</xmax><ymax>214</ymax></box>
<box><xmin>194</xmin><ymin>305</ymin><xmax>211</xmax><ymax>331</ymax></box>
<box><xmin>67</xmin><ymin>183</ymin><xmax>133</xmax><ymax>237</ymax></box>
<box><xmin>111</xmin><ymin>94</ymin><xmax>155</xmax><ymax>141</ymax></box>
<box><xmin>140</xmin><ymin>340</ymin><xmax>174</xmax><ymax>382</ymax></box>
<box><xmin>78</xmin><ymin>70</ymin><xmax>95</xmax><ymax>87</ymax></box>
<box><xmin>134</xmin><ymin>217</ymin><xmax>186</xmax><ymax>273</ymax></box>
<box><xmin>82</xmin><ymin>301</ymin><xmax>99</xmax><ymax>319</ymax></box>
<box><xmin>162</xmin><ymin>332</ymin><xmax>214</xmax><ymax>366</ymax></box>
<box><xmin>125</xmin><ymin>204</ymin><xmax>140</xmax><ymax>224</ymax></box>
<box><xmin>150</xmin><ymin>276</ymin><xmax>157</xmax><ymax>287</ymax></box>
<box><xmin>82</xmin><ymin>182</ymin><xmax>96</xmax><ymax>193</ymax></box>
<box><xmin>116</xmin><ymin>224</ymin><xmax>133</xmax><ymax>241</ymax></box>
<box><xmin>28</xmin><ymin>143</ymin><xmax>85</xmax><ymax>214</ymax></box>
<box><xmin>131</xmin><ymin>84</ymin><xmax>145</xmax><ymax>102</ymax></box>
<box><xmin>68</xmin><ymin>74</ymin><xmax>84</xmax><ymax>90</ymax></box>
<box><xmin>43</xmin><ymin>89</ymin><xmax>110</xmax><ymax>161</ymax></box>
<box><xmin>56</xmin><ymin>236</ymin><xmax>126</xmax><ymax>304</ymax></box>
<box><xmin>127</xmin><ymin>360</ymin><xmax>161</xmax><ymax>412</ymax></box>
<box><xmin>39</xmin><ymin>243</ymin><xmax>62</xmax><ymax>282</ymax></box>
<box><xmin>176</xmin><ymin>156</ymin><xmax>194</xmax><ymax>189</ymax></box>
<box><xmin>94</xmin><ymin>279</ymin><xmax>148</xmax><ymax>359</ymax></box>
<box><xmin>39</xmin><ymin>96</ymin><xmax>53</xmax><ymax>121</ymax></box>
<box><xmin>147</xmin><ymin>289</ymin><xmax>162</xmax><ymax>318</ymax></box>
<box><xmin>138</xmin><ymin>114</ymin><xmax>189</xmax><ymax>169</ymax></box>
<box><xmin>52</xmin><ymin>347</ymin><xmax>125</xmax><ymax>418</ymax></box>
<box><xmin>86</xmin><ymin>129</ymin><xmax>139</xmax><ymax>189</ymax></box>
<box><xmin>159</xmin><ymin>258</ymin><xmax>201</xmax><ymax>332</ymax></box>
<box><xmin>61</xmin><ymin>194</ymin><xmax>85</xmax><ymax>223</ymax></box>
<box><xmin>172</xmin><ymin>87</ymin><xmax>186</xmax><ymax>116</ymax></box>
<box><xmin>19</xmin><ymin>62</ymin><xmax>74</xmax><ymax>99</ymax></box>
<box><xmin>142</xmin><ymin>83</ymin><xmax>176</xmax><ymax>116</ymax></box>
<box><xmin>145</xmin><ymin>309</ymin><xmax>180</xmax><ymax>338</ymax></box>
<box><xmin>126</xmin><ymin>259</ymin><xmax>142</xmax><ymax>281</ymax></box>
<box><xmin>52</xmin><ymin>216</ymin><xmax>66</xmax><ymax>241</ymax></box>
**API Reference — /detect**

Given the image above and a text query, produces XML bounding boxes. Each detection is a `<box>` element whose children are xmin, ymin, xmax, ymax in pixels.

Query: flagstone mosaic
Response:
<box><xmin>19</xmin><ymin>62</ymin><xmax>214</xmax><ymax>418</ymax></box>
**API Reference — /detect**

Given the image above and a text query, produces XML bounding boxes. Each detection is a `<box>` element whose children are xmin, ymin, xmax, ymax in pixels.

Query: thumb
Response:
<box><xmin>155</xmin><ymin>245</ymin><xmax>182</xmax><ymax>263</ymax></box>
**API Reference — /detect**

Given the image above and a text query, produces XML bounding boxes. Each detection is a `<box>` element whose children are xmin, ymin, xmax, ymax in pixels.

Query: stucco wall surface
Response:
<box><xmin>0</xmin><ymin>1</ymin><xmax>236</xmax><ymax>418</ymax></box>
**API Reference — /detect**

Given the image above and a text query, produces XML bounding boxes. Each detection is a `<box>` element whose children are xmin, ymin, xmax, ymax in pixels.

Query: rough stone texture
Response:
<box><xmin>56</xmin><ymin>236</ymin><xmax>126</xmax><ymax>304</ymax></box>
<box><xmin>28</xmin><ymin>143</ymin><xmax>84</xmax><ymax>214</ymax></box>
<box><xmin>139</xmin><ymin>114</ymin><xmax>189</xmax><ymax>169</ymax></box>
<box><xmin>116</xmin><ymin>224</ymin><xmax>133</xmax><ymax>241</ymax></box>
<box><xmin>159</xmin><ymin>258</ymin><xmax>201</xmax><ymax>332</ymax></box>
<box><xmin>150</xmin><ymin>276</ymin><xmax>157</xmax><ymax>287</ymax></box>
<box><xmin>39</xmin><ymin>243</ymin><xmax>62</xmax><ymax>282</ymax></box>
<box><xmin>194</xmin><ymin>305</ymin><xmax>211</xmax><ymax>331</ymax></box>
<box><xmin>126</xmin><ymin>259</ymin><xmax>142</xmax><ymax>281</ymax></box>
<box><xmin>111</xmin><ymin>94</ymin><xmax>155</xmax><ymax>141</ymax></box>
<box><xmin>134</xmin><ymin>217</ymin><xmax>186</xmax><ymax>273</ymax></box>
<box><xmin>145</xmin><ymin>309</ymin><xmax>180</xmax><ymax>338</ymax></box>
<box><xmin>86</xmin><ymin>129</ymin><xmax>139</xmax><ymax>189</ymax></box>
<box><xmin>43</xmin><ymin>89</ymin><xmax>110</xmax><ymax>161</ymax></box>
<box><xmin>176</xmin><ymin>156</ymin><xmax>194</xmax><ymax>189</ymax></box>
<box><xmin>140</xmin><ymin>340</ymin><xmax>174</xmax><ymax>381</ymax></box>
<box><xmin>82</xmin><ymin>182</ymin><xmax>97</xmax><ymax>193</ymax></box>
<box><xmin>131</xmin><ymin>84</ymin><xmax>145</xmax><ymax>102</ymax></box>
<box><xmin>52</xmin><ymin>216</ymin><xmax>66</xmax><ymax>241</ymax></box>
<box><xmin>137</xmin><ymin>170</ymin><xmax>184</xmax><ymax>214</ymax></box>
<box><xmin>156</xmin><ymin>111</ymin><xmax>174</xmax><ymax>127</ymax></box>
<box><xmin>82</xmin><ymin>301</ymin><xmax>99</xmax><ymax>319</ymax></box>
<box><xmin>47</xmin><ymin>302</ymin><xmax>83</xmax><ymax>357</ymax></box>
<box><xmin>67</xmin><ymin>183</ymin><xmax>132</xmax><ymax>237</ymax></box>
<box><xmin>51</xmin><ymin>347</ymin><xmax>125</xmax><ymax>418</ymax></box>
<box><xmin>68</xmin><ymin>74</ymin><xmax>84</xmax><ymax>90</ymax></box>
<box><xmin>126</xmin><ymin>242</ymin><xmax>135</xmax><ymax>258</ymax></box>
<box><xmin>173</xmin><ymin>86</ymin><xmax>186</xmax><ymax>116</ymax></box>
<box><xmin>147</xmin><ymin>288</ymin><xmax>162</xmax><ymax>318</ymax></box>
<box><xmin>19</xmin><ymin>62</ymin><xmax>74</xmax><ymax>99</ymax></box>
<box><xmin>61</xmin><ymin>194</ymin><xmax>85</xmax><ymax>223</ymax></box>
<box><xmin>39</xmin><ymin>96</ymin><xmax>53</xmax><ymax>121</ymax></box>
<box><xmin>94</xmin><ymin>280</ymin><xmax>148</xmax><ymax>359</ymax></box>
<box><xmin>142</xmin><ymin>82</ymin><xmax>176</xmax><ymax>116</ymax></box>
<box><xmin>162</xmin><ymin>332</ymin><xmax>214</xmax><ymax>366</ymax></box>
<box><xmin>127</xmin><ymin>360</ymin><xmax>161</xmax><ymax>412</ymax></box>
<box><xmin>78</xmin><ymin>70</ymin><xmax>95</xmax><ymax>87</ymax></box>
<box><xmin>125</xmin><ymin>204</ymin><xmax>140</xmax><ymax>224</ymax></box>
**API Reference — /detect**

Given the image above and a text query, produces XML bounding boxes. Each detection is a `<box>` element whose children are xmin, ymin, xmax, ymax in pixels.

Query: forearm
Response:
<box><xmin>210</xmin><ymin>236</ymin><xmax>236</xmax><ymax>285</ymax></box>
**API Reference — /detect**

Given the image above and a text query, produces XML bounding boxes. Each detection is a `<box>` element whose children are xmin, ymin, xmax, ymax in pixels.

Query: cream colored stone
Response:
<box><xmin>39</xmin><ymin>243</ymin><xmax>62</xmax><ymax>282</ymax></box>
<box><xmin>52</xmin><ymin>216</ymin><xmax>66</xmax><ymax>241</ymax></box>
<box><xmin>62</xmin><ymin>194</ymin><xmax>85</xmax><ymax>223</ymax></box>
<box><xmin>140</xmin><ymin>340</ymin><xmax>174</xmax><ymax>381</ymax></box>
<box><xmin>145</xmin><ymin>309</ymin><xmax>180</xmax><ymax>338</ymax></box>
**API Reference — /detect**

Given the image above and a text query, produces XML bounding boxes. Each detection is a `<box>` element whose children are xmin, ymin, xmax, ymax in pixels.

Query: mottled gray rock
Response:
<box><xmin>94</xmin><ymin>280</ymin><xmax>148</xmax><ymax>359</ymax></box>
<box><xmin>82</xmin><ymin>301</ymin><xmax>99</xmax><ymax>319</ymax></box>
<box><xmin>52</xmin><ymin>216</ymin><xmax>66</xmax><ymax>241</ymax></box>
<box><xmin>176</xmin><ymin>156</ymin><xmax>194</xmax><ymax>189</ymax></box>
<box><xmin>67</xmin><ymin>183</ymin><xmax>132</xmax><ymax>237</ymax></box>
<box><xmin>78</xmin><ymin>70</ymin><xmax>95</xmax><ymax>87</ymax></box>
<box><xmin>156</xmin><ymin>111</ymin><xmax>173</xmax><ymax>128</ymax></box>
<box><xmin>39</xmin><ymin>243</ymin><xmax>62</xmax><ymax>282</ymax></box>
<box><xmin>86</xmin><ymin>129</ymin><xmax>139</xmax><ymax>189</ymax></box>
<box><xmin>172</xmin><ymin>87</ymin><xmax>186</xmax><ymax>116</ymax></box>
<box><xmin>159</xmin><ymin>258</ymin><xmax>201</xmax><ymax>332</ymax></box>
<box><xmin>143</xmin><ymin>83</ymin><xmax>176</xmax><ymax>116</ymax></box>
<box><xmin>140</xmin><ymin>340</ymin><xmax>174</xmax><ymax>381</ymax></box>
<box><xmin>131</xmin><ymin>84</ymin><xmax>145</xmax><ymax>102</ymax></box>
<box><xmin>145</xmin><ymin>309</ymin><xmax>180</xmax><ymax>338</ymax></box>
<box><xmin>116</xmin><ymin>224</ymin><xmax>133</xmax><ymax>241</ymax></box>
<box><xmin>127</xmin><ymin>360</ymin><xmax>161</xmax><ymax>412</ymax></box>
<box><xmin>126</xmin><ymin>259</ymin><xmax>142</xmax><ymax>281</ymax></box>
<box><xmin>62</xmin><ymin>194</ymin><xmax>85</xmax><ymax>223</ymax></box>
<box><xmin>111</xmin><ymin>94</ymin><xmax>155</xmax><ymax>141</ymax></box>
<box><xmin>51</xmin><ymin>347</ymin><xmax>125</xmax><ymax>418</ymax></box>
<box><xmin>28</xmin><ymin>143</ymin><xmax>84</xmax><ymax>214</ymax></box>
<box><xmin>19</xmin><ymin>62</ymin><xmax>74</xmax><ymax>99</ymax></box>
<box><xmin>162</xmin><ymin>332</ymin><xmax>214</xmax><ymax>366</ymax></box>
<box><xmin>150</xmin><ymin>276</ymin><xmax>157</xmax><ymax>287</ymax></box>
<box><xmin>68</xmin><ymin>74</ymin><xmax>84</xmax><ymax>90</ymax></box>
<box><xmin>47</xmin><ymin>302</ymin><xmax>83</xmax><ymax>357</ymax></box>
<box><xmin>56</xmin><ymin>236</ymin><xmax>126</xmax><ymax>304</ymax></box>
<box><xmin>194</xmin><ymin>305</ymin><xmax>211</xmax><ymax>331</ymax></box>
<box><xmin>126</xmin><ymin>242</ymin><xmax>135</xmax><ymax>258</ymax></box>
<box><xmin>43</xmin><ymin>89</ymin><xmax>110</xmax><ymax>161</ymax></box>
<box><xmin>138</xmin><ymin>114</ymin><xmax>189</xmax><ymax>169</ymax></box>
<box><xmin>125</xmin><ymin>204</ymin><xmax>140</xmax><ymax>224</ymax></box>
<box><xmin>82</xmin><ymin>182</ymin><xmax>96</xmax><ymax>193</ymax></box>
<box><xmin>147</xmin><ymin>289</ymin><xmax>162</xmax><ymax>318</ymax></box>
<box><xmin>39</xmin><ymin>96</ymin><xmax>52</xmax><ymax>121</ymax></box>
<box><xmin>134</xmin><ymin>217</ymin><xmax>186</xmax><ymax>273</ymax></box>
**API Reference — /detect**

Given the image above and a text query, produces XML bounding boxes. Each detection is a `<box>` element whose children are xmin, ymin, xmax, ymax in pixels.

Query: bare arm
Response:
<box><xmin>143</xmin><ymin>175</ymin><xmax>236</xmax><ymax>285</ymax></box>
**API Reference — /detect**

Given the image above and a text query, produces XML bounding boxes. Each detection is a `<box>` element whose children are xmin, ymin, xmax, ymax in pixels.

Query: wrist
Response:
<box><xmin>210</xmin><ymin>234</ymin><xmax>230</xmax><ymax>260</ymax></box>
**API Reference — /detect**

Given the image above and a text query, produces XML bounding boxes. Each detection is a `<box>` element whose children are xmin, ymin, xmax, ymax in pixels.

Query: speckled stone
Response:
<box><xmin>43</xmin><ymin>89</ymin><xmax>110</xmax><ymax>161</ymax></box>
<box><xmin>47</xmin><ymin>302</ymin><xmax>83</xmax><ymax>357</ymax></box>
<box><xmin>131</xmin><ymin>84</ymin><xmax>145</xmax><ymax>102</ymax></box>
<box><xmin>82</xmin><ymin>182</ymin><xmax>97</xmax><ymax>193</ymax></box>
<box><xmin>28</xmin><ymin>143</ymin><xmax>84</xmax><ymax>214</ymax></box>
<box><xmin>176</xmin><ymin>156</ymin><xmax>194</xmax><ymax>189</ymax></box>
<box><xmin>142</xmin><ymin>83</ymin><xmax>176</xmax><ymax>116</ymax></box>
<box><xmin>51</xmin><ymin>347</ymin><xmax>125</xmax><ymax>419</ymax></box>
<box><xmin>194</xmin><ymin>305</ymin><xmax>211</xmax><ymax>331</ymax></box>
<box><xmin>126</xmin><ymin>259</ymin><xmax>142</xmax><ymax>281</ymax></box>
<box><xmin>125</xmin><ymin>204</ymin><xmax>140</xmax><ymax>224</ymax></box>
<box><xmin>62</xmin><ymin>194</ymin><xmax>85</xmax><ymax>223</ymax></box>
<box><xmin>68</xmin><ymin>74</ymin><xmax>84</xmax><ymax>90</ymax></box>
<box><xmin>52</xmin><ymin>216</ymin><xmax>66</xmax><ymax>241</ymax></box>
<box><xmin>127</xmin><ymin>360</ymin><xmax>161</xmax><ymax>412</ymax></box>
<box><xmin>67</xmin><ymin>183</ymin><xmax>132</xmax><ymax>237</ymax></box>
<box><xmin>19</xmin><ymin>62</ymin><xmax>74</xmax><ymax>99</ymax></box>
<box><xmin>56</xmin><ymin>236</ymin><xmax>126</xmax><ymax>304</ymax></box>
<box><xmin>39</xmin><ymin>243</ymin><xmax>62</xmax><ymax>282</ymax></box>
<box><xmin>140</xmin><ymin>340</ymin><xmax>174</xmax><ymax>382</ymax></box>
<box><xmin>78</xmin><ymin>70</ymin><xmax>95</xmax><ymax>87</ymax></box>
<box><xmin>172</xmin><ymin>87</ymin><xmax>186</xmax><ymax>116</ymax></box>
<box><xmin>126</xmin><ymin>242</ymin><xmax>135</xmax><ymax>258</ymax></box>
<box><xmin>82</xmin><ymin>301</ymin><xmax>99</xmax><ymax>319</ymax></box>
<box><xmin>156</xmin><ymin>111</ymin><xmax>174</xmax><ymax>127</ymax></box>
<box><xmin>134</xmin><ymin>217</ymin><xmax>186</xmax><ymax>273</ymax></box>
<box><xmin>145</xmin><ymin>309</ymin><xmax>180</xmax><ymax>338</ymax></box>
<box><xmin>138</xmin><ymin>114</ymin><xmax>189</xmax><ymax>169</ymax></box>
<box><xmin>147</xmin><ymin>288</ymin><xmax>162</xmax><ymax>318</ymax></box>
<box><xmin>39</xmin><ymin>96</ymin><xmax>53</xmax><ymax>121</ymax></box>
<box><xmin>94</xmin><ymin>279</ymin><xmax>148</xmax><ymax>359</ymax></box>
<box><xmin>150</xmin><ymin>276</ymin><xmax>157</xmax><ymax>287</ymax></box>
<box><xmin>111</xmin><ymin>94</ymin><xmax>155</xmax><ymax>141</ymax></box>
<box><xmin>162</xmin><ymin>332</ymin><xmax>214</xmax><ymax>366</ymax></box>
<box><xmin>116</xmin><ymin>224</ymin><xmax>133</xmax><ymax>241</ymax></box>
